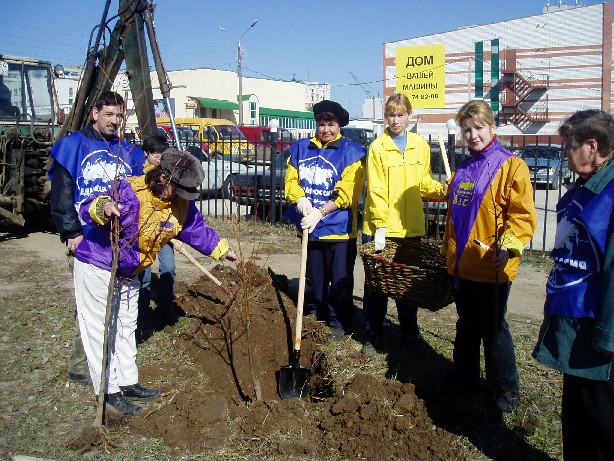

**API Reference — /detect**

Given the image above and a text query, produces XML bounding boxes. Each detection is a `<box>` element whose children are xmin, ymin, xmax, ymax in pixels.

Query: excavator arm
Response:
<box><xmin>61</xmin><ymin>0</ymin><xmax>159</xmax><ymax>138</ymax></box>
<box><xmin>0</xmin><ymin>0</ymin><xmax>175</xmax><ymax>226</ymax></box>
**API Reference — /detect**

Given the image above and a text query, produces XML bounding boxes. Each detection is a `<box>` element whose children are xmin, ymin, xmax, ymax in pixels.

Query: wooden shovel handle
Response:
<box><xmin>438</xmin><ymin>133</ymin><xmax>452</xmax><ymax>180</ymax></box>
<box><xmin>294</xmin><ymin>231</ymin><xmax>309</xmax><ymax>352</ymax></box>
<box><xmin>172</xmin><ymin>239</ymin><xmax>230</xmax><ymax>295</ymax></box>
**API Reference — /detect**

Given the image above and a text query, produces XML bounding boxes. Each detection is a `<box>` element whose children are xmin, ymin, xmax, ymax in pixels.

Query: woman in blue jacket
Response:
<box><xmin>284</xmin><ymin>100</ymin><xmax>366</xmax><ymax>340</ymax></box>
<box><xmin>533</xmin><ymin>110</ymin><xmax>614</xmax><ymax>461</ymax></box>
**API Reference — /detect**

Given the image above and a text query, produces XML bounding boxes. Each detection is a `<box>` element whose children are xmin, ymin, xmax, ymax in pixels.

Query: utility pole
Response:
<box><xmin>219</xmin><ymin>20</ymin><xmax>258</xmax><ymax>126</ymax></box>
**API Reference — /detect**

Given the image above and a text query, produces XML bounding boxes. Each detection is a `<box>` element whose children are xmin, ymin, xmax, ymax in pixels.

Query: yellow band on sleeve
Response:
<box><xmin>210</xmin><ymin>238</ymin><xmax>230</xmax><ymax>260</ymax></box>
<box><xmin>89</xmin><ymin>196</ymin><xmax>113</xmax><ymax>225</ymax></box>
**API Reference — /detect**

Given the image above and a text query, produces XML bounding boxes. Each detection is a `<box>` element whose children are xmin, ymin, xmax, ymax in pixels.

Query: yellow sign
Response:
<box><xmin>395</xmin><ymin>44</ymin><xmax>445</xmax><ymax>109</ymax></box>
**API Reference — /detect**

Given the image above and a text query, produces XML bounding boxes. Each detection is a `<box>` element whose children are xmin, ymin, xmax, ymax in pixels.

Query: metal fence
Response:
<box><xmin>150</xmin><ymin>134</ymin><xmax>569</xmax><ymax>253</ymax></box>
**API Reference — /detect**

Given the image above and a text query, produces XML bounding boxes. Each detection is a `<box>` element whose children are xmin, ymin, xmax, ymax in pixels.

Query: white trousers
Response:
<box><xmin>73</xmin><ymin>259</ymin><xmax>140</xmax><ymax>395</ymax></box>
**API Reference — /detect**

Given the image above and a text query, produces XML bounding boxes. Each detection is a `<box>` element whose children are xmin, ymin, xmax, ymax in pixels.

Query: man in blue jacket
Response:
<box><xmin>50</xmin><ymin>91</ymin><xmax>145</xmax><ymax>392</ymax></box>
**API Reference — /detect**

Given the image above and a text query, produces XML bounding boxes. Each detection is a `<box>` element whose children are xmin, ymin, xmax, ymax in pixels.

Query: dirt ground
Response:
<box><xmin>0</xmin><ymin>225</ymin><xmax>560</xmax><ymax>461</ymax></box>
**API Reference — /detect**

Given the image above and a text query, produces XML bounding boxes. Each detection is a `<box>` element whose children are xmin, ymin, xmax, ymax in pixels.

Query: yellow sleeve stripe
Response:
<box><xmin>89</xmin><ymin>196</ymin><xmax>113</xmax><ymax>225</ymax></box>
<box><xmin>210</xmin><ymin>238</ymin><xmax>230</xmax><ymax>260</ymax></box>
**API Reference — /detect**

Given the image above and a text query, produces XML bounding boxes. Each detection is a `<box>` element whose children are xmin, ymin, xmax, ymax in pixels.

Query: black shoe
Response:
<box><xmin>106</xmin><ymin>392</ymin><xmax>142</xmax><ymax>416</ymax></box>
<box><xmin>361</xmin><ymin>341</ymin><xmax>377</xmax><ymax>356</ymax></box>
<box><xmin>327</xmin><ymin>327</ymin><xmax>345</xmax><ymax>341</ymax></box>
<box><xmin>120</xmin><ymin>383</ymin><xmax>160</xmax><ymax>401</ymax></box>
<box><xmin>497</xmin><ymin>390</ymin><xmax>520</xmax><ymax>413</ymax></box>
<box><xmin>361</xmin><ymin>332</ymin><xmax>382</xmax><ymax>356</ymax></box>
<box><xmin>68</xmin><ymin>371</ymin><xmax>92</xmax><ymax>386</ymax></box>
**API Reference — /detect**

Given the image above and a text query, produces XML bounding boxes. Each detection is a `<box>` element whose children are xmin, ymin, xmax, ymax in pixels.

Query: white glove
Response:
<box><xmin>374</xmin><ymin>227</ymin><xmax>386</xmax><ymax>251</ymax></box>
<box><xmin>296</xmin><ymin>197</ymin><xmax>313</xmax><ymax>216</ymax></box>
<box><xmin>300</xmin><ymin>208</ymin><xmax>324</xmax><ymax>233</ymax></box>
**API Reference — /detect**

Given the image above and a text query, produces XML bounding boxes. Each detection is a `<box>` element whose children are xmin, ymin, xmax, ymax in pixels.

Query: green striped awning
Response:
<box><xmin>191</xmin><ymin>97</ymin><xmax>238</xmax><ymax>110</ymax></box>
<box><xmin>259</xmin><ymin>107</ymin><xmax>314</xmax><ymax>119</ymax></box>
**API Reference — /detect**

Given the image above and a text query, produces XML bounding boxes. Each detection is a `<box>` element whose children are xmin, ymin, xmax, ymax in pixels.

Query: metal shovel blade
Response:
<box><xmin>278</xmin><ymin>362</ymin><xmax>311</xmax><ymax>400</ymax></box>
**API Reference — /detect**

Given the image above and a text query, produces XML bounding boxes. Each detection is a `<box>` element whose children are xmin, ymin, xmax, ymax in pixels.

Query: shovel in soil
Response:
<box><xmin>172</xmin><ymin>240</ymin><xmax>240</xmax><ymax>309</ymax></box>
<box><xmin>278</xmin><ymin>231</ymin><xmax>311</xmax><ymax>399</ymax></box>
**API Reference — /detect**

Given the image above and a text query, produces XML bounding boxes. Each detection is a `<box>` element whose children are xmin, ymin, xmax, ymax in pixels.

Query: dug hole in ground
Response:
<box><xmin>0</xmin><ymin>228</ymin><xmax>560</xmax><ymax>461</ymax></box>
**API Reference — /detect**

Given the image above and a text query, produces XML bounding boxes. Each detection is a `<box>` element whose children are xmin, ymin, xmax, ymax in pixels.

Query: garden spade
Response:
<box><xmin>278</xmin><ymin>231</ymin><xmax>311</xmax><ymax>399</ymax></box>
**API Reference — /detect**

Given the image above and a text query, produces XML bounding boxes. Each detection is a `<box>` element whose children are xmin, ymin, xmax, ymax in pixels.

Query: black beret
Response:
<box><xmin>160</xmin><ymin>148</ymin><xmax>205</xmax><ymax>200</ymax></box>
<box><xmin>313</xmin><ymin>100</ymin><xmax>350</xmax><ymax>127</ymax></box>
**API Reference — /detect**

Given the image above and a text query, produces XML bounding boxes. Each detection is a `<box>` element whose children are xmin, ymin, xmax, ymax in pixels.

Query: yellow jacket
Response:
<box><xmin>362</xmin><ymin>129</ymin><xmax>445</xmax><ymax>237</ymax></box>
<box><xmin>442</xmin><ymin>155</ymin><xmax>537</xmax><ymax>283</ymax></box>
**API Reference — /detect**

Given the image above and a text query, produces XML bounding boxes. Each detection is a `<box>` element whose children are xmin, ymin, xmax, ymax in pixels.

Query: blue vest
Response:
<box><xmin>286</xmin><ymin>137</ymin><xmax>365</xmax><ymax>239</ymax></box>
<box><xmin>50</xmin><ymin>132</ymin><xmax>145</xmax><ymax>235</ymax></box>
<box><xmin>546</xmin><ymin>176</ymin><xmax>614</xmax><ymax>317</ymax></box>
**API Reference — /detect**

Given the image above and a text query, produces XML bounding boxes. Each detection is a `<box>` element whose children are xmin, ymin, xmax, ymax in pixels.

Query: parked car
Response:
<box><xmin>340</xmin><ymin>127</ymin><xmax>374</xmax><ymax>148</ymax></box>
<box><xmin>239</xmin><ymin>126</ymin><xmax>296</xmax><ymax>162</ymax></box>
<box><xmin>157</xmin><ymin>124</ymin><xmax>196</xmax><ymax>148</ymax></box>
<box><xmin>231</xmin><ymin>149</ymin><xmax>290</xmax><ymax>204</ymax></box>
<box><xmin>520</xmin><ymin>144</ymin><xmax>570</xmax><ymax>189</ymax></box>
<box><xmin>199</xmin><ymin>151</ymin><xmax>249</xmax><ymax>198</ymax></box>
<box><xmin>231</xmin><ymin>150</ymin><xmax>290</xmax><ymax>220</ymax></box>
<box><xmin>157</xmin><ymin>117</ymin><xmax>255</xmax><ymax>163</ymax></box>
<box><xmin>240</xmin><ymin>126</ymin><xmax>295</xmax><ymax>146</ymax></box>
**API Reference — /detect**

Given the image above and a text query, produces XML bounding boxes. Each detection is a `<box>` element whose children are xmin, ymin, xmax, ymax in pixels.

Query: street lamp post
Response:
<box><xmin>219</xmin><ymin>20</ymin><xmax>258</xmax><ymax>126</ymax></box>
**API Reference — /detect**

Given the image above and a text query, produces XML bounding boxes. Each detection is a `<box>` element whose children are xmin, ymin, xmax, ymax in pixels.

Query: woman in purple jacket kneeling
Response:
<box><xmin>73</xmin><ymin>148</ymin><xmax>237</xmax><ymax>416</ymax></box>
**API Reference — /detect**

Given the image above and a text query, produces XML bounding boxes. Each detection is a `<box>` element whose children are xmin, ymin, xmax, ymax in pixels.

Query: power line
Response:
<box><xmin>0</xmin><ymin>20</ymin><xmax>87</xmax><ymax>38</ymax></box>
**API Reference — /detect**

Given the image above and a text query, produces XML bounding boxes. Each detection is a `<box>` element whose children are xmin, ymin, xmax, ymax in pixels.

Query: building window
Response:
<box><xmin>69</xmin><ymin>87</ymin><xmax>74</xmax><ymax>97</ymax></box>
<box><xmin>212</xmin><ymin>108</ymin><xmax>217</xmax><ymax>118</ymax></box>
<box><xmin>250</xmin><ymin>102</ymin><xmax>256</xmax><ymax>124</ymax></box>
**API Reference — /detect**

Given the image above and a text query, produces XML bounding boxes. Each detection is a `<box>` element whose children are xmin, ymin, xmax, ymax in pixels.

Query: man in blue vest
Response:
<box><xmin>49</xmin><ymin>91</ymin><xmax>145</xmax><ymax>414</ymax></box>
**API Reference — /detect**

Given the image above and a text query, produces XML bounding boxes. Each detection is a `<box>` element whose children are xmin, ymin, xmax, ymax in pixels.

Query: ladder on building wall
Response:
<box><xmin>500</xmin><ymin>65</ymin><xmax>550</xmax><ymax>125</ymax></box>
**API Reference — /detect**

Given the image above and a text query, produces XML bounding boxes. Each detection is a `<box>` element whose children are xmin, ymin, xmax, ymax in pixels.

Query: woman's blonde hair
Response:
<box><xmin>454</xmin><ymin>100</ymin><xmax>495</xmax><ymax>128</ymax></box>
<box><xmin>385</xmin><ymin>93</ymin><xmax>412</xmax><ymax>116</ymax></box>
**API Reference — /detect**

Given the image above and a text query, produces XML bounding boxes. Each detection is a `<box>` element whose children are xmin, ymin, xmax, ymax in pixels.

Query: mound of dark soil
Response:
<box><xmin>129</xmin><ymin>263</ymin><xmax>463</xmax><ymax>460</ymax></box>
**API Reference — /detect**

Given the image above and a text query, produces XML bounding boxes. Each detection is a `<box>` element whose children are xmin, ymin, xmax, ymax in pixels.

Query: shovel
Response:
<box><xmin>278</xmin><ymin>231</ymin><xmax>311</xmax><ymax>399</ymax></box>
<box><xmin>438</xmin><ymin>133</ymin><xmax>452</xmax><ymax>180</ymax></box>
<box><xmin>172</xmin><ymin>240</ymin><xmax>240</xmax><ymax>309</ymax></box>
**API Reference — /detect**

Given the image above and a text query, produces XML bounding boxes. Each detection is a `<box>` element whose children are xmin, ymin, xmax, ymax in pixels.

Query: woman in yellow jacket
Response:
<box><xmin>361</xmin><ymin>93</ymin><xmax>446</xmax><ymax>355</ymax></box>
<box><xmin>442</xmin><ymin>100</ymin><xmax>537</xmax><ymax>413</ymax></box>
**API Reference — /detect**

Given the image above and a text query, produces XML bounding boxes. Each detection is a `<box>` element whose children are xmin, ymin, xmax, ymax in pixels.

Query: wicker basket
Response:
<box><xmin>360</xmin><ymin>239</ymin><xmax>454</xmax><ymax>311</ymax></box>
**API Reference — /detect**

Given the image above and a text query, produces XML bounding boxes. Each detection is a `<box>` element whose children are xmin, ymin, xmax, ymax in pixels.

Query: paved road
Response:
<box><xmin>529</xmin><ymin>184</ymin><xmax>573</xmax><ymax>252</ymax></box>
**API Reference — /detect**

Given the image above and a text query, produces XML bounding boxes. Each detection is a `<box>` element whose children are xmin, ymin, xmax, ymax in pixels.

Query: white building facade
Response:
<box><xmin>383</xmin><ymin>3</ymin><xmax>613</xmax><ymax>142</ymax></box>
<box><xmin>120</xmin><ymin>67</ymin><xmax>320</xmax><ymax>138</ymax></box>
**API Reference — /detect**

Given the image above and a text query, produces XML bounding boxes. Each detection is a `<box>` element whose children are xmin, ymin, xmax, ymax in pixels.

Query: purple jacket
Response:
<box><xmin>74</xmin><ymin>176</ymin><xmax>226</xmax><ymax>277</ymax></box>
